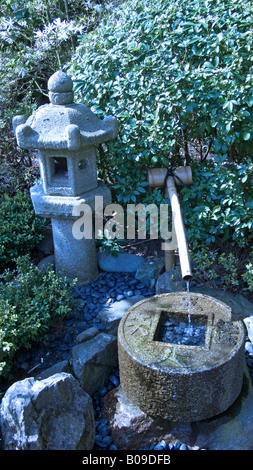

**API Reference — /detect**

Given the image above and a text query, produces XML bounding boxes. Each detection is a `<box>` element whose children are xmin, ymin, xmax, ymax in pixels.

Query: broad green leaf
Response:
<box><xmin>243</xmin><ymin>131</ymin><xmax>251</xmax><ymax>141</ymax></box>
<box><xmin>223</xmin><ymin>101</ymin><xmax>233</xmax><ymax>112</ymax></box>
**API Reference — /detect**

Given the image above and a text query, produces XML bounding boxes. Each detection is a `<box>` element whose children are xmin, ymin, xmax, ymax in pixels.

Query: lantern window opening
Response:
<box><xmin>78</xmin><ymin>159</ymin><xmax>88</xmax><ymax>171</ymax></box>
<box><xmin>50</xmin><ymin>156</ymin><xmax>71</xmax><ymax>188</ymax></box>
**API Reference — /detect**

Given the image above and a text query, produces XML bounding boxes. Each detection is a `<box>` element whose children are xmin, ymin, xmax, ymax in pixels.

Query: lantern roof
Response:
<box><xmin>13</xmin><ymin>71</ymin><xmax>119</xmax><ymax>150</ymax></box>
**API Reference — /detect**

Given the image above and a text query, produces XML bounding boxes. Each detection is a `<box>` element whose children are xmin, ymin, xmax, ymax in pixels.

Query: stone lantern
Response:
<box><xmin>13</xmin><ymin>71</ymin><xmax>119</xmax><ymax>285</ymax></box>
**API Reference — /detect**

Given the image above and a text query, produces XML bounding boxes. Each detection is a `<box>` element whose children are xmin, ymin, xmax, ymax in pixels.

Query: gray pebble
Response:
<box><xmin>97</xmin><ymin>424</ymin><xmax>111</xmax><ymax>437</ymax></box>
<box><xmin>180</xmin><ymin>443</ymin><xmax>188</xmax><ymax>450</ymax></box>
<box><xmin>134</xmin><ymin>289</ymin><xmax>142</xmax><ymax>295</ymax></box>
<box><xmin>108</xmin><ymin>375</ymin><xmax>120</xmax><ymax>387</ymax></box>
<box><xmin>245</xmin><ymin>341</ymin><xmax>253</xmax><ymax>355</ymax></box>
<box><xmin>103</xmin><ymin>435</ymin><xmax>113</xmax><ymax>448</ymax></box>
<box><xmin>109</xmin><ymin>444</ymin><xmax>118</xmax><ymax>450</ymax></box>
<box><xmin>83</xmin><ymin>312</ymin><xmax>93</xmax><ymax>321</ymax></box>
<box><xmin>123</xmin><ymin>289</ymin><xmax>134</xmax><ymax>297</ymax></box>
<box><xmin>154</xmin><ymin>440</ymin><xmax>167</xmax><ymax>450</ymax></box>
<box><xmin>87</xmin><ymin>302</ymin><xmax>96</xmax><ymax>310</ymax></box>
<box><xmin>116</xmin><ymin>294</ymin><xmax>125</xmax><ymax>301</ymax></box>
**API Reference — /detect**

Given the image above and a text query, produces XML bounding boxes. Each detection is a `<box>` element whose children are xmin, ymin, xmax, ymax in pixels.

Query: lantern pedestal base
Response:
<box><xmin>51</xmin><ymin>217</ymin><xmax>98</xmax><ymax>285</ymax></box>
<box><xmin>30</xmin><ymin>182</ymin><xmax>111</xmax><ymax>285</ymax></box>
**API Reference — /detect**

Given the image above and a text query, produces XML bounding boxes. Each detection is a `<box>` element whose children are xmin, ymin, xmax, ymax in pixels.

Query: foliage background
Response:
<box><xmin>0</xmin><ymin>0</ymin><xmax>253</xmax><ymax>290</ymax></box>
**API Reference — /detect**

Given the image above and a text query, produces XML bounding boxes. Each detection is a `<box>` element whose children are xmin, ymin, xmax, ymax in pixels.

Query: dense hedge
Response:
<box><xmin>68</xmin><ymin>0</ymin><xmax>253</xmax><ymax>204</ymax></box>
<box><xmin>0</xmin><ymin>191</ymin><xmax>47</xmax><ymax>264</ymax></box>
<box><xmin>180</xmin><ymin>160</ymin><xmax>253</xmax><ymax>248</ymax></box>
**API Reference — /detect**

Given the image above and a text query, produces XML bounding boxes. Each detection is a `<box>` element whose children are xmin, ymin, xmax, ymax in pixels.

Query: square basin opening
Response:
<box><xmin>153</xmin><ymin>311</ymin><xmax>208</xmax><ymax>347</ymax></box>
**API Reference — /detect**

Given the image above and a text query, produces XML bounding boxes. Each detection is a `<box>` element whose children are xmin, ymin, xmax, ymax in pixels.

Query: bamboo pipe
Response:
<box><xmin>148</xmin><ymin>166</ymin><xmax>192</xmax><ymax>188</ymax></box>
<box><xmin>166</xmin><ymin>176</ymin><xmax>192</xmax><ymax>281</ymax></box>
<box><xmin>165</xmin><ymin>248</ymin><xmax>175</xmax><ymax>271</ymax></box>
<box><xmin>147</xmin><ymin>166</ymin><xmax>192</xmax><ymax>281</ymax></box>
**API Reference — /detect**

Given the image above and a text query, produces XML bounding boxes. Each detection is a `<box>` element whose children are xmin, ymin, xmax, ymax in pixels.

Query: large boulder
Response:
<box><xmin>0</xmin><ymin>373</ymin><xmax>95</xmax><ymax>450</ymax></box>
<box><xmin>155</xmin><ymin>269</ymin><xmax>185</xmax><ymax>293</ymax></box>
<box><xmin>71</xmin><ymin>332</ymin><xmax>118</xmax><ymax>395</ymax></box>
<box><xmin>191</xmin><ymin>287</ymin><xmax>253</xmax><ymax>320</ymax></box>
<box><xmin>135</xmin><ymin>258</ymin><xmax>165</xmax><ymax>282</ymax></box>
<box><xmin>102</xmin><ymin>385</ymin><xmax>192</xmax><ymax>450</ymax></box>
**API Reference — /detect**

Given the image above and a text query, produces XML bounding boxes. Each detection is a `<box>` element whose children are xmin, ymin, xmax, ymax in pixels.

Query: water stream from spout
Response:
<box><xmin>186</xmin><ymin>280</ymin><xmax>193</xmax><ymax>336</ymax></box>
<box><xmin>186</xmin><ymin>280</ymin><xmax>191</xmax><ymax>323</ymax></box>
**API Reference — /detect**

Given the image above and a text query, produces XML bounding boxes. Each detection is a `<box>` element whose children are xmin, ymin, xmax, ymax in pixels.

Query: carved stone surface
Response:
<box><xmin>118</xmin><ymin>292</ymin><xmax>246</xmax><ymax>422</ymax></box>
<box><xmin>30</xmin><ymin>179</ymin><xmax>111</xmax><ymax>218</ymax></box>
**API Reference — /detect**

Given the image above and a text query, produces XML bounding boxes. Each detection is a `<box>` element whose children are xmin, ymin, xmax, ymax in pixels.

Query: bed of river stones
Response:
<box><xmin>11</xmin><ymin>272</ymin><xmax>156</xmax><ymax>376</ymax></box>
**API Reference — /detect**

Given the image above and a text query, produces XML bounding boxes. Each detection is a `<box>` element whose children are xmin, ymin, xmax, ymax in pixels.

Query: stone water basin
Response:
<box><xmin>118</xmin><ymin>292</ymin><xmax>246</xmax><ymax>422</ymax></box>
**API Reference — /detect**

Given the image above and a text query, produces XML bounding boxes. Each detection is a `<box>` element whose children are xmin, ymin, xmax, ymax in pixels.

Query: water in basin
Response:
<box><xmin>153</xmin><ymin>310</ymin><xmax>207</xmax><ymax>346</ymax></box>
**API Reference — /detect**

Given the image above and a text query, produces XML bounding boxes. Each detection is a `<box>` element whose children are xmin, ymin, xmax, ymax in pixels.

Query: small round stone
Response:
<box><xmin>124</xmin><ymin>289</ymin><xmax>134</xmax><ymax>297</ymax></box>
<box><xmin>179</xmin><ymin>443</ymin><xmax>188</xmax><ymax>450</ymax></box>
<box><xmin>96</xmin><ymin>421</ymin><xmax>110</xmax><ymax>435</ymax></box>
<box><xmin>245</xmin><ymin>341</ymin><xmax>253</xmax><ymax>355</ymax></box>
<box><xmin>134</xmin><ymin>289</ymin><xmax>142</xmax><ymax>295</ymax></box>
<box><xmin>154</xmin><ymin>440</ymin><xmax>167</xmax><ymax>450</ymax></box>
<box><xmin>101</xmin><ymin>435</ymin><xmax>113</xmax><ymax>448</ymax></box>
<box><xmin>109</xmin><ymin>444</ymin><xmax>118</xmax><ymax>450</ymax></box>
<box><xmin>116</xmin><ymin>294</ymin><xmax>125</xmax><ymax>301</ymax></box>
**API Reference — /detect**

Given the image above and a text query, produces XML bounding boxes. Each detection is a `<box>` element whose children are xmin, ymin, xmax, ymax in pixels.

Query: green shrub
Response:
<box><xmin>95</xmin><ymin>159</ymin><xmax>253</xmax><ymax>255</ymax></box>
<box><xmin>96</xmin><ymin>229</ymin><xmax>126</xmax><ymax>257</ymax></box>
<box><xmin>242</xmin><ymin>257</ymin><xmax>253</xmax><ymax>292</ymax></box>
<box><xmin>68</xmin><ymin>0</ymin><xmax>253</xmax><ymax>203</ymax></box>
<box><xmin>180</xmin><ymin>160</ymin><xmax>253</xmax><ymax>248</ymax></box>
<box><xmin>0</xmin><ymin>190</ymin><xmax>47</xmax><ymax>264</ymax></box>
<box><xmin>191</xmin><ymin>245</ymin><xmax>253</xmax><ymax>292</ymax></box>
<box><xmin>0</xmin><ymin>255</ymin><xmax>77</xmax><ymax>378</ymax></box>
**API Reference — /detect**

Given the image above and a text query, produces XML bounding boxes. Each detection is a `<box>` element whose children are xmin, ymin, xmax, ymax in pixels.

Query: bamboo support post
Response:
<box><xmin>162</xmin><ymin>216</ymin><xmax>177</xmax><ymax>272</ymax></box>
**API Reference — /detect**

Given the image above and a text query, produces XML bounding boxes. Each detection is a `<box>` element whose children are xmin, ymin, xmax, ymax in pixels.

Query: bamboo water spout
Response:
<box><xmin>148</xmin><ymin>166</ymin><xmax>192</xmax><ymax>281</ymax></box>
